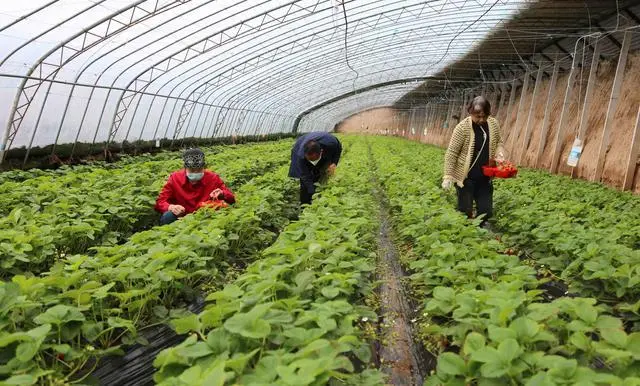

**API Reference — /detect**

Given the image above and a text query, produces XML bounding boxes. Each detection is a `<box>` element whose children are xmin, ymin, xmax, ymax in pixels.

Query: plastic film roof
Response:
<box><xmin>0</xmin><ymin>0</ymin><xmax>527</xmax><ymax>153</ymax></box>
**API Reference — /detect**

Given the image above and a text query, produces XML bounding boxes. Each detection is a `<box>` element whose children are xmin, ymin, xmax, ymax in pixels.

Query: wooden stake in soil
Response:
<box><xmin>536</xmin><ymin>59</ymin><xmax>561</xmax><ymax>168</ymax></box>
<box><xmin>624</xmin><ymin>105</ymin><xmax>640</xmax><ymax>191</ymax></box>
<box><xmin>551</xmin><ymin>52</ymin><xmax>580</xmax><ymax>173</ymax></box>
<box><xmin>509</xmin><ymin>72</ymin><xmax>530</xmax><ymax>157</ymax></box>
<box><xmin>520</xmin><ymin>62</ymin><xmax>545</xmax><ymax>165</ymax></box>
<box><xmin>595</xmin><ymin>30</ymin><xmax>632</xmax><ymax>182</ymax></box>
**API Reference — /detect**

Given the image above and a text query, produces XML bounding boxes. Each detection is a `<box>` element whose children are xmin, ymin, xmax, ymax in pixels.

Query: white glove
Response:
<box><xmin>441</xmin><ymin>178</ymin><xmax>454</xmax><ymax>190</ymax></box>
<box><xmin>495</xmin><ymin>147</ymin><xmax>507</xmax><ymax>162</ymax></box>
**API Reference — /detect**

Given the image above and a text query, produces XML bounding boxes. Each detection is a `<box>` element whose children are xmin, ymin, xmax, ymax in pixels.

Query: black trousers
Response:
<box><xmin>300</xmin><ymin>169</ymin><xmax>328</xmax><ymax>205</ymax></box>
<box><xmin>456</xmin><ymin>177</ymin><xmax>493</xmax><ymax>220</ymax></box>
<box><xmin>300</xmin><ymin>182</ymin><xmax>314</xmax><ymax>205</ymax></box>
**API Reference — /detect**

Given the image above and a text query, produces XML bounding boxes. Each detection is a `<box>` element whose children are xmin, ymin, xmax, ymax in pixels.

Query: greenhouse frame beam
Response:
<box><xmin>171</xmin><ymin>2</ymin><xmax>489</xmax><ymax>139</ymax></box>
<box><xmin>48</xmin><ymin>0</ymin><xmax>222</xmax><ymax>155</ymax></box>
<box><xmin>105</xmin><ymin>0</ymin><xmax>329</xmax><ymax>145</ymax></box>
<box><xmin>0</xmin><ymin>0</ymin><xmax>191</xmax><ymax>162</ymax></box>
<box><xmin>292</xmin><ymin>77</ymin><xmax>433</xmax><ymax>133</ymax></box>
<box><xmin>123</xmin><ymin>0</ymin><xmax>481</xmax><ymax>142</ymax></box>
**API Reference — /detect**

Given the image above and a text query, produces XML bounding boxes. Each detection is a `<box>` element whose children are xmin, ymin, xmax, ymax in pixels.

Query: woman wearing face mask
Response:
<box><xmin>288</xmin><ymin>132</ymin><xmax>342</xmax><ymax>205</ymax></box>
<box><xmin>155</xmin><ymin>148</ymin><xmax>235</xmax><ymax>225</ymax></box>
<box><xmin>442</xmin><ymin>96</ymin><xmax>505</xmax><ymax>224</ymax></box>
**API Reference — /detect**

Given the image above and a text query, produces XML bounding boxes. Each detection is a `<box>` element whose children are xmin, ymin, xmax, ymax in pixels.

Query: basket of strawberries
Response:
<box><xmin>482</xmin><ymin>159</ymin><xmax>518</xmax><ymax>178</ymax></box>
<box><xmin>197</xmin><ymin>199</ymin><xmax>229</xmax><ymax>210</ymax></box>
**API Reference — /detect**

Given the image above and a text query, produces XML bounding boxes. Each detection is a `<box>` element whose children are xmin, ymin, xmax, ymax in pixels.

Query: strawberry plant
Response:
<box><xmin>152</xmin><ymin>138</ymin><xmax>384</xmax><ymax>386</ymax></box>
<box><xmin>0</xmin><ymin>162</ymin><xmax>298</xmax><ymax>384</ymax></box>
<box><xmin>0</xmin><ymin>141</ymin><xmax>293</xmax><ymax>276</ymax></box>
<box><xmin>366</xmin><ymin>136</ymin><xmax>640</xmax><ymax>385</ymax></box>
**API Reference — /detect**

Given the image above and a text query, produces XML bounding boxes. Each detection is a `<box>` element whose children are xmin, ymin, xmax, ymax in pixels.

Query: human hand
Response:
<box><xmin>210</xmin><ymin>188</ymin><xmax>223</xmax><ymax>199</ymax></box>
<box><xmin>168</xmin><ymin>204</ymin><xmax>185</xmax><ymax>216</ymax></box>
<box><xmin>327</xmin><ymin>163</ymin><xmax>337</xmax><ymax>176</ymax></box>
<box><xmin>441</xmin><ymin>178</ymin><xmax>454</xmax><ymax>190</ymax></box>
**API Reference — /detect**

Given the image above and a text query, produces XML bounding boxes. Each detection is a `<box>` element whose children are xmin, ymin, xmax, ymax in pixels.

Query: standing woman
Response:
<box><xmin>442</xmin><ymin>96</ymin><xmax>505</xmax><ymax>222</ymax></box>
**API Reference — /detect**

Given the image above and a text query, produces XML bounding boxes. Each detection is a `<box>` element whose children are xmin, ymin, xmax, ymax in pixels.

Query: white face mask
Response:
<box><xmin>187</xmin><ymin>172</ymin><xmax>204</xmax><ymax>182</ymax></box>
<box><xmin>308</xmin><ymin>156</ymin><xmax>321</xmax><ymax>166</ymax></box>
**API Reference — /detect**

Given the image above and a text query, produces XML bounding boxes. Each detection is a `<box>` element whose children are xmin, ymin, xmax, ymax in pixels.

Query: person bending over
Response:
<box><xmin>288</xmin><ymin>132</ymin><xmax>342</xmax><ymax>205</ymax></box>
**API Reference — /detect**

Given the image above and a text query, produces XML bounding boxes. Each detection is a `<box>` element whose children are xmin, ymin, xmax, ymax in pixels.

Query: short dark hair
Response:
<box><xmin>303</xmin><ymin>140</ymin><xmax>321</xmax><ymax>155</ymax></box>
<box><xmin>467</xmin><ymin>96</ymin><xmax>491</xmax><ymax>116</ymax></box>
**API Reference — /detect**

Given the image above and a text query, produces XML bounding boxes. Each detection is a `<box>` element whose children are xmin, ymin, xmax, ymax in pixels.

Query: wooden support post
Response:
<box><xmin>623</xmin><ymin>105</ymin><xmax>640</xmax><ymax>190</ymax></box>
<box><xmin>520</xmin><ymin>63</ymin><xmax>545</xmax><ymax>164</ymax></box>
<box><xmin>536</xmin><ymin>59</ymin><xmax>561</xmax><ymax>168</ymax></box>
<box><xmin>460</xmin><ymin>91</ymin><xmax>468</xmax><ymax>119</ymax></box>
<box><xmin>496</xmin><ymin>82</ymin><xmax>507</xmax><ymax>118</ymax></box>
<box><xmin>445</xmin><ymin>97</ymin><xmax>454</xmax><ymax>129</ymax></box>
<box><xmin>577</xmin><ymin>39</ymin><xmax>602</xmax><ymax>141</ymax></box>
<box><xmin>503</xmin><ymin>79</ymin><xmax>518</xmax><ymax>140</ymax></box>
<box><xmin>595</xmin><ymin>30</ymin><xmax>631</xmax><ymax>182</ymax></box>
<box><xmin>550</xmin><ymin>54</ymin><xmax>580</xmax><ymax>173</ymax></box>
<box><xmin>509</xmin><ymin>73</ymin><xmax>530</xmax><ymax>156</ymax></box>
<box><xmin>489</xmin><ymin>88</ymin><xmax>498</xmax><ymax>113</ymax></box>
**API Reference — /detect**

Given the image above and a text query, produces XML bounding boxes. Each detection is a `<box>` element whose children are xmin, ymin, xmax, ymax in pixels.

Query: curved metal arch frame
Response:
<box><xmin>48</xmin><ymin>0</ymin><xmax>224</xmax><ymax>156</ymax></box>
<box><xmin>301</xmin><ymin>89</ymin><xmax>414</xmax><ymax>132</ymax></box>
<box><xmin>311</xmin><ymin>86</ymin><xmax>449</xmax><ymax>131</ymax></box>
<box><xmin>1</xmin><ymin>0</ymin><xmax>191</xmax><ymax>161</ymax></box>
<box><xmin>113</xmin><ymin>0</ymin><xmax>429</xmax><ymax>144</ymax></box>
<box><xmin>178</xmin><ymin>3</ymin><xmax>512</xmax><ymax>142</ymax></box>
<box><xmin>116</xmin><ymin>0</ymin><xmax>338</xmax><ymax>146</ymax></box>
<box><xmin>195</xmin><ymin>11</ymin><xmax>515</xmax><ymax>141</ymax></box>
<box><xmin>105</xmin><ymin>0</ymin><xmax>333</xmax><ymax>144</ymax></box>
<box><xmin>113</xmin><ymin>0</ymin><xmax>487</xmax><ymax>143</ymax></box>
<box><xmin>0</xmin><ymin>0</ymin><xmax>536</xmax><ymax>160</ymax></box>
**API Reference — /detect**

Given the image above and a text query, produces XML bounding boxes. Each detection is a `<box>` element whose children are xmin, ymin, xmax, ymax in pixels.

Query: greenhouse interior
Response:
<box><xmin>1</xmin><ymin>0</ymin><xmax>640</xmax><ymax>385</ymax></box>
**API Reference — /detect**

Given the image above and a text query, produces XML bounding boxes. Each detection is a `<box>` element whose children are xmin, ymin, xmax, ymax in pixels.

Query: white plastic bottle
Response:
<box><xmin>567</xmin><ymin>138</ymin><xmax>583</xmax><ymax>167</ymax></box>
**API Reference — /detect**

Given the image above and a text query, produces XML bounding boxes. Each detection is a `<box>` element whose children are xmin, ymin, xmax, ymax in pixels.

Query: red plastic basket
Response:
<box><xmin>198</xmin><ymin>199</ymin><xmax>229</xmax><ymax>210</ymax></box>
<box><xmin>482</xmin><ymin>160</ymin><xmax>518</xmax><ymax>178</ymax></box>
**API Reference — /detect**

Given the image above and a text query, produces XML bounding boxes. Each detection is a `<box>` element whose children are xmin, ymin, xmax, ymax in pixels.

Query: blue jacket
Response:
<box><xmin>288</xmin><ymin>132</ymin><xmax>342</xmax><ymax>195</ymax></box>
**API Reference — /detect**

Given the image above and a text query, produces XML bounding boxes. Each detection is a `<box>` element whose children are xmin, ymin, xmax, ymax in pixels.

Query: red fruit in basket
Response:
<box><xmin>198</xmin><ymin>199</ymin><xmax>229</xmax><ymax>210</ymax></box>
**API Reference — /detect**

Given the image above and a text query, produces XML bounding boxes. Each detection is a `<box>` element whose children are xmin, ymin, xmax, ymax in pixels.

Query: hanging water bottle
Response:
<box><xmin>567</xmin><ymin>138</ymin><xmax>583</xmax><ymax>167</ymax></box>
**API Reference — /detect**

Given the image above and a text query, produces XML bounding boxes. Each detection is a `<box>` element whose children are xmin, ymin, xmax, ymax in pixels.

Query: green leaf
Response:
<box><xmin>294</xmin><ymin>271</ymin><xmax>315</xmax><ymax>293</ymax></box>
<box><xmin>224</xmin><ymin>304</ymin><xmax>271</xmax><ymax>339</ymax></box>
<box><xmin>308</xmin><ymin>243</ymin><xmax>322</xmax><ymax>254</ymax></box>
<box><xmin>569</xmin><ymin>332</ymin><xmax>591</xmax><ymax>351</ymax></box>
<box><xmin>471</xmin><ymin>346</ymin><xmax>500</xmax><ymax>363</ymax></box>
<box><xmin>433</xmin><ymin>286</ymin><xmax>455</xmax><ymax>301</ymax></box>
<box><xmin>525</xmin><ymin>373</ymin><xmax>555</xmax><ymax>386</ymax></box>
<box><xmin>171</xmin><ymin>313</ymin><xmax>201</xmax><ymax>334</ymax></box>
<box><xmin>488</xmin><ymin>326</ymin><xmax>517</xmax><ymax>341</ymax></box>
<box><xmin>16</xmin><ymin>341</ymin><xmax>39</xmax><ymax>362</ymax></box>
<box><xmin>33</xmin><ymin>305</ymin><xmax>85</xmax><ymax>326</ymax></box>
<box><xmin>463</xmin><ymin>332</ymin><xmax>486</xmax><ymax>356</ymax></box>
<box><xmin>601</xmin><ymin>328</ymin><xmax>628</xmax><ymax>348</ymax></box>
<box><xmin>226</xmin><ymin>348</ymin><xmax>260</xmax><ymax>373</ymax></box>
<box><xmin>498</xmin><ymin>339</ymin><xmax>522</xmax><ymax>363</ymax></box>
<box><xmin>596</xmin><ymin>315</ymin><xmax>623</xmax><ymax>330</ymax></box>
<box><xmin>480</xmin><ymin>361</ymin><xmax>509</xmax><ymax>378</ymax></box>
<box><xmin>574</xmin><ymin>305</ymin><xmax>597</xmax><ymax>325</ymax></box>
<box><xmin>3</xmin><ymin>374</ymin><xmax>37</xmax><ymax>385</ymax></box>
<box><xmin>510</xmin><ymin>317</ymin><xmax>539</xmax><ymax>340</ymax></box>
<box><xmin>321</xmin><ymin>287</ymin><xmax>340</xmax><ymax>299</ymax></box>
<box><xmin>437</xmin><ymin>352</ymin><xmax>466</xmax><ymax>376</ymax></box>
<box><xmin>178</xmin><ymin>341</ymin><xmax>213</xmax><ymax>360</ymax></box>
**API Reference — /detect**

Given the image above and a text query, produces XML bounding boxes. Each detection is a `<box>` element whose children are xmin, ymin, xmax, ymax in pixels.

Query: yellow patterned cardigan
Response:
<box><xmin>443</xmin><ymin>116</ymin><xmax>504</xmax><ymax>188</ymax></box>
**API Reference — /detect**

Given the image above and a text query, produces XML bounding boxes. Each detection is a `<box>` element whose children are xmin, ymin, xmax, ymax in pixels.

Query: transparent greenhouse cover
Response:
<box><xmin>0</xmin><ymin>0</ymin><xmax>526</xmax><ymax>150</ymax></box>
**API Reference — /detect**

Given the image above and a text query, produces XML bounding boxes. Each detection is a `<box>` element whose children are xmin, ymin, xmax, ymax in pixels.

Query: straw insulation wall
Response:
<box><xmin>339</xmin><ymin>53</ymin><xmax>640</xmax><ymax>193</ymax></box>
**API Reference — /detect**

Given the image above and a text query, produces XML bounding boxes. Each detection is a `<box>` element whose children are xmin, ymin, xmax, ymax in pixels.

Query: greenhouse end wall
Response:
<box><xmin>337</xmin><ymin>54</ymin><xmax>640</xmax><ymax>194</ymax></box>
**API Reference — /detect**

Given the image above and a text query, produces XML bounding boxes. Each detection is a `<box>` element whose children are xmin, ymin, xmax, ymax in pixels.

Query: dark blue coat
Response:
<box><xmin>288</xmin><ymin>132</ymin><xmax>342</xmax><ymax>195</ymax></box>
